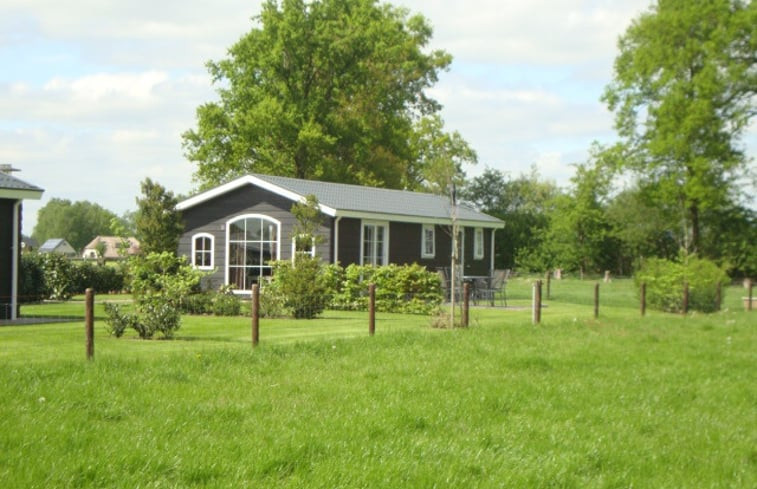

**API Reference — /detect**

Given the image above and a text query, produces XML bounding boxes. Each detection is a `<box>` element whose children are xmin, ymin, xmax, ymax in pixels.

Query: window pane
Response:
<box><xmin>263</xmin><ymin>223</ymin><xmax>277</xmax><ymax>241</ymax></box>
<box><xmin>230</xmin><ymin>221</ymin><xmax>245</xmax><ymax>241</ymax></box>
<box><xmin>247</xmin><ymin>244</ymin><xmax>261</xmax><ymax>266</ymax></box>
<box><xmin>229</xmin><ymin>243</ymin><xmax>244</xmax><ymax>266</ymax></box>
<box><xmin>229</xmin><ymin>267</ymin><xmax>245</xmax><ymax>289</ymax></box>
<box><xmin>246</xmin><ymin>218</ymin><xmax>262</xmax><ymax>241</ymax></box>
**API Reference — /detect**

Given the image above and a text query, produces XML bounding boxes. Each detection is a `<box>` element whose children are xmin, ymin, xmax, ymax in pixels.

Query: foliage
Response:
<box><xmin>270</xmin><ymin>255</ymin><xmax>330</xmax><ymax>319</ymax></box>
<box><xmin>134</xmin><ymin>178</ymin><xmax>183</xmax><ymax>255</ymax></box>
<box><xmin>181</xmin><ymin>286</ymin><xmax>242</xmax><ymax>317</ymax></box>
<box><xmin>463</xmin><ymin>166</ymin><xmax>559</xmax><ymax>270</ymax></box>
<box><xmin>634</xmin><ymin>256</ymin><xmax>728</xmax><ymax>313</ymax></box>
<box><xmin>39</xmin><ymin>253</ymin><xmax>73</xmax><ymax>301</ymax></box>
<box><xmin>602</xmin><ymin>0</ymin><xmax>757</xmax><ymax>252</ymax></box>
<box><xmin>291</xmin><ymin>194</ymin><xmax>325</xmax><ymax>251</ymax></box>
<box><xmin>18</xmin><ymin>253</ymin><xmax>45</xmax><ymax>303</ymax></box>
<box><xmin>70</xmin><ymin>262</ymin><xmax>126</xmax><ymax>295</ymax></box>
<box><xmin>104</xmin><ymin>253</ymin><xmax>203</xmax><ymax>338</ymax></box>
<box><xmin>183</xmin><ymin>0</ymin><xmax>455</xmax><ymax>190</ymax></box>
<box><xmin>328</xmin><ymin>263</ymin><xmax>442</xmax><ymax>314</ymax></box>
<box><xmin>102</xmin><ymin>303</ymin><xmax>134</xmax><ymax>338</ymax></box>
<box><xmin>31</xmin><ymin>198</ymin><xmax>120</xmax><ymax>251</ymax></box>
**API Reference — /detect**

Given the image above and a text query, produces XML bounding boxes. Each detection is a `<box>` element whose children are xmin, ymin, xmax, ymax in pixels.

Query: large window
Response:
<box><xmin>361</xmin><ymin>221</ymin><xmax>388</xmax><ymax>266</ymax></box>
<box><xmin>421</xmin><ymin>224</ymin><xmax>435</xmax><ymax>258</ymax></box>
<box><xmin>192</xmin><ymin>233</ymin><xmax>214</xmax><ymax>270</ymax></box>
<box><xmin>474</xmin><ymin>228</ymin><xmax>485</xmax><ymax>260</ymax></box>
<box><xmin>226</xmin><ymin>215</ymin><xmax>280</xmax><ymax>290</ymax></box>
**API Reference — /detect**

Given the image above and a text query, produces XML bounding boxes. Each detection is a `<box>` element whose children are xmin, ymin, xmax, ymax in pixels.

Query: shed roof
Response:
<box><xmin>178</xmin><ymin>174</ymin><xmax>503</xmax><ymax>228</ymax></box>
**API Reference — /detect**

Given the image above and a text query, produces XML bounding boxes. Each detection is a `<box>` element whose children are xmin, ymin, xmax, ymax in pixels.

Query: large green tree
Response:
<box><xmin>134</xmin><ymin>179</ymin><xmax>184</xmax><ymax>255</ymax></box>
<box><xmin>182</xmin><ymin>0</ymin><xmax>454</xmax><ymax>190</ymax></box>
<box><xmin>32</xmin><ymin>199</ymin><xmax>120</xmax><ymax>251</ymax></box>
<box><xmin>603</xmin><ymin>0</ymin><xmax>756</xmax><ymax>252</ymax></box>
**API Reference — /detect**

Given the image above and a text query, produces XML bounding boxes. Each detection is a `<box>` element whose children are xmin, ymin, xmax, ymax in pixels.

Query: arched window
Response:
<box><xmin>226</xmin><ymin>215</ymin><xmax>280</xmax><ymax>290</ymax></box>
<box><xmin>192</xmin><ymin>233</ymin><xmax>214</xmax><ymax>270</ymax></box>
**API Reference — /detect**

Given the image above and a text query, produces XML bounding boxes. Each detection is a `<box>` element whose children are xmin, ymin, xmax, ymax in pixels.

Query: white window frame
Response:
<box><xmin>225</xmin><ymin>214</ymin><xmax>281</xmax><ymax>291</ymax></box>
<box><xmin>473</xmin><ymin>227</ymin><xmax>485</xmax><ymax>260</ymax></box>
<box><xmin>191</xmin><ymin>232</ymin><xmax>215</xmax><ymax>270</ymax></box>
<box><xmin>421</xmin><ymin>224</ymin><xmax>435</xmax><ymax>259</ymax></box>
<box><xmin>360</xmin><ymin>220</ymin><xmax>389</xmax><ymax>266</ymax></box>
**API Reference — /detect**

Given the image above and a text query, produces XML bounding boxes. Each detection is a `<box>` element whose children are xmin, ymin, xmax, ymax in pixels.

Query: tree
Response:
<box><xmin>32</xmin><ymin>199</ymin><xmax>119</xmax><ymax>251</ymax></box>
<box><xmin>182</xmin><ymin>0</ymin><xmax>455</xmax><ymax>190</ymax></box>
<box><xmin>603</xmin><ymin>0</ymin><xmax>757</xmax><ymax>253</ymax></box>
<box><xmin>134</xmin><ymin>178</ymin><xmax>183</xmax><ymax>255</ymax></box>
<box><xmin>462</xmin><ymin>167</ymin><xmax>559</xmax><ymax>269</ymax></box>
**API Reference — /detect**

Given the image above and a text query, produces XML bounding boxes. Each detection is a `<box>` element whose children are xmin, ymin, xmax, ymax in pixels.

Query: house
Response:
<box><xmin>39</xmin><ymin>238</ymin><xmax>77</xmax><ymax>257</ymax></box>
<box><xmin>0</xmin><ymin>168</ymin><xmax>44</xmax><ymax>320</ymax></box>
<box><xmin>21</xmin><ymin>236</ymin><xmax>38</xmax><ymax>252</ymax></box>
<box><xmin>82</xmin><ymin>236</ymin><xmax>140</xmax><ymax>260</ymax></box>
<box><xmin>176</xmin><ymin>174</ymin><xmax>504</xmax><ymax>292</ymax></box>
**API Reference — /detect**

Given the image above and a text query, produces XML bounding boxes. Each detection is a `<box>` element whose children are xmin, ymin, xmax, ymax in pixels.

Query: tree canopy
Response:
<box><xmin>602</xmin><ymin>0</ymin><xmax>756</xmax><ymax>252</ymax></box>
<box><xmin>182</xmin><ymin>0</ymin><xmax>460</xmax><ymax>191</ymax></box>
<box><xmin>134</xmin><ymin>179</ymin><xmax>184</xmax><ymax>255</ymax></box>
<box><xmin>32</xmin><ymin>199</ymin><xmax>121</xmax><ymax>251</ymax></box>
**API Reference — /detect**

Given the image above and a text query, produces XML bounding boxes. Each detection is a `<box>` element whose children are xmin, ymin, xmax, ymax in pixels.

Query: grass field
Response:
<box><xmin>1</xmin><ymin>279</ymin><xmax>755</xmax><ymax>488</ymax></box>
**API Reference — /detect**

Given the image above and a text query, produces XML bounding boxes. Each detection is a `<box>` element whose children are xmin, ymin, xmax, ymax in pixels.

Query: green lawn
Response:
<box><xmin>1</xmin><ymin>279</ymin><xmax>754</xmax><ymax>488</ymax></box>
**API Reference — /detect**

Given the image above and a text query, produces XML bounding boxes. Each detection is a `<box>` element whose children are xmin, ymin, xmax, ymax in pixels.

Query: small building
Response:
<box><xmin>82</xmin><ymin>236</ymin><xmax>140</xmax><ymax>260</ymax></box>
<box><xmin>21</xmin><ymin>236</ymin><xmax>38</xmax><ymax>252</ymax></box>
<box><xmin>177</xmin><ymin>174</ymin><xmax>504</xmax><ymax>292</ymax></box>
<box><xmin>39</xmin><ymin>238</ymin><xmax>77</xmax><ymax>257</ymax></box>
<box><xmin>1</xmin><ymin>168</ymin><xmax>44</xmax><ymax>320</ymax></box>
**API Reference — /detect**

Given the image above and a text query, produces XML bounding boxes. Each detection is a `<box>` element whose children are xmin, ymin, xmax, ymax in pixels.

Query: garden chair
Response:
<box><xmin>476</xmin><ymin>269</ymin><xmax>508</xmax><ymax>306</ymax></box>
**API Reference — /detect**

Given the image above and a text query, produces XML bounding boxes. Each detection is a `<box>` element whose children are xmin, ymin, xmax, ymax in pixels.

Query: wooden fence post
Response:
<box><xmin>682</xmin><ymin>281</ymin><xmax>689</xmax><ymax>315</ymax></box>
<box><xmin>748</xmin><ymin>279</ymin><xmax>753</xmax><ymax>312</ymax></box>
<box><xmin>532</xmin><ymin>280</ymin><xmax>542</xmax><ymax>325</ymax></box>
<box><xmin>640</xmin><ymin>282</ymin><xmax>646</xmax><ymax>317</ymax></box>
<box><xmin>545</xmin><ymin>271</ymin><xmax>551</xmax><ymax>300</ymax></box>
<box><xmin>462</xmin><ymin>282</ymin><xmax>470</xmax><ymax>327</ymax></box>
<box><xmin>715</xmin><ymin>281</ymin><xmax>722</xmax><ymax>311</ymax></box>
<box><xmin>251</xmin><ymin>284</ymin><xmax>259</xmax><ymax>348</ymax></box>
<box><xmin>594</xmin><ymin>282</ymin><xmax>600</xmax><ymax>319</ymax></box>
<box><xmin>368</xmin><ymin>283</ymin><xmax>376</xmax><ymax>336</ymax></box>
<box><xmin>85</xmin><ymin>288</ymin><xmax>94</xmax><ymax>361</ymax></box>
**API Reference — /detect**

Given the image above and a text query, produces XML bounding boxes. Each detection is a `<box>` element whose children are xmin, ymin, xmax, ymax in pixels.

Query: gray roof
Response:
<box><xmin>0</xmin><ymin>172</ymin><xmax>43</xmax><ymax>192</ymax></box>
<box><xmin>39</xmin><ymin>238</ymin><xmax>73</xmax><ymax>252</ymax></box>
<box><xmin>252</xmin><ymin>174</ymin><xmax>502</xmax><ymax>224</ymax></box>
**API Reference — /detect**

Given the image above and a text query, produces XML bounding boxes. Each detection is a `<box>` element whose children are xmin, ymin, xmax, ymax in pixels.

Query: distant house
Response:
<box><xmin>21</xmin><ymin>236</ymin><xmax>38</xmax><ymax>252</ymax></box>
<box><xmin>177</xmin><ymin>174</ymin><xmax>504</xmax><ymax>292</ymax></box>
<box><xmin>1</xmin><ymin>168</ymin><xmax>44</xmax><ymax>320</ymax></box>
<box><xmin>82</xmin><ymin>236</ymin><xmax>140</xmax><ymax>260</ymax></box>
<box><xmin>39</xmin><ymin>238</ymin><xmax>77</xmax><ymax>257</ymax></box>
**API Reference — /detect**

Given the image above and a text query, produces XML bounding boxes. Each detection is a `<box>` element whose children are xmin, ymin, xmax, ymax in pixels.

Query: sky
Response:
<box><xmin>1</xmin><ymin>0</ymin><xmax>753</xmax><ymax>233</ymax></box>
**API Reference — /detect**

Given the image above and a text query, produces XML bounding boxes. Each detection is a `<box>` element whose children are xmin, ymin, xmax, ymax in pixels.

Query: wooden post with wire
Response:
<box><xmin>640</xmin><ymin>282</ymin><xmax>646</xmax><ymax>317</ymax></box>
<box><xmin>682</xmin><ymin>281</ymin><xmax>689</xmax><ymax>315</ymax></box>
<box><xmin>368</xmin><ymin>283</ymin><xmax>376</xmax><ymax>336</ymax></box>
<box><xmin>594</xmin><ymin>283</ymin><xmax>600</xmax><ymax>319</ymax></box>
<box><xmin>251</xmin><ymin>284</ymin><xmax>259</xmax><ymax>348</ymax></box>
<box><xmin>462</xmin><ymin>282</ymin><xmax>470</xmax><ymax>327</ymax></box>
<box><xmin>85</xmin><ymin>288</ymin><xmax>94</xmax><ymax>360</ymax></box>
<box><xmin>533</xmin><ymin>280</ymin><xmax>542</xmax><ymax>325</ymax></box>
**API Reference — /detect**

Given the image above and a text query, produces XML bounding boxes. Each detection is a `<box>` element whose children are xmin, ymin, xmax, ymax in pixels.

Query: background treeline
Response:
<box><xmin>463</xmin><ymin>164</ymin><xmax>756</xmax><ymax>279</ymax></box>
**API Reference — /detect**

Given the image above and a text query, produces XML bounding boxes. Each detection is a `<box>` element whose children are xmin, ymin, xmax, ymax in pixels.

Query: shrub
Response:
<box><xmin>70</xmin><ymin>261</ymin><xmax>126</xmax><ymax>294</ymax></box>
<box><xmin>634</xmin><ymin>256</ymin><xmax>728</xmax><ymax>313</ymax></box>
<box><xmin>211</xmin><ymin>286</ymin><xmax>242</xmax><ymax>316</ymax></box>
<box><xmin>39</xmin><ymin>253</ymin><xmax>73</xmax><ymax>300</ymax></box>
<box><xmin>19</xmin><ymin>253</ymin><xmax>45</xmax><ymax>303</ymax></box>
<box><xmin>102</xmin><ymin>303</ymin><xmax>133</xmax><ymax>338</ymax></box>
<box><xmin>104</xmin><ymin>252</ymin><xmax>203</xmax><ymax>339</ymax></box>
<box><xmin>271</xmin><ymin>255</ymin><xmax>330</xmax><ymax>319</ymax></box>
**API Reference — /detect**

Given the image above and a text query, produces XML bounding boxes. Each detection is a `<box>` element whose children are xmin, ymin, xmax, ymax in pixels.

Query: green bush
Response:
<box><xmin>271</xmin><ymin>256</ymin><xmax>330</xmax><ymax>319</ymax></box>
<box><xmin>211</xmin><ymin>286</ymin><xmax>242</xmax><ymax>316</ymax></box>
<box><xmin>39</xmin><ymin>253</ymin><xmax>73</xmax><ymax>301</ymax></box>
<box><xmin>634</xmin><ymin>256</ymin><xmax>728</xmax><ymax>313</ymax></box>
<box><xmin>70</xmin><ymin>261</ymin><xmax>126</xmax><ymax>294</ymax></box>
<box><xmin>329</xmin><ymin>263</ymin><xmax>442</xmax><ymax>314</ymax></box>
<box><xmin>104</xmin><ymin>252</ymin><xmax>203</xmax><ymax>339</ymax></box>
<box><xmin>19</xmin><ymin>253</ymin><xmax>45</xmax><ymax>303</ymax></box>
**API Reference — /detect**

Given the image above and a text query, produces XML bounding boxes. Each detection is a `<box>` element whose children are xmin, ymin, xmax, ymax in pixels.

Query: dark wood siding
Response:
<box><xmin>179</xmin><ymin>185</ymin><xmax>332</xmax><ymax>289</ymax></box>
<box><xmin>388</xmin><ymin>222</ymin><xmax>420</xmax><ymax>265</ymax></box>
<box><xmin>0</xmin><ymin>199</ymin><xmax>16</xmax><ymax>318</ymax></box>
<box><xmin>461</xmin><ymin>226</ymin><xmax>491</xmax><ymax>276</ymax></box>
<box><xmin>336</xmin><ymin>218</ymin><xmax>361</xmax><ymax>266</ymax></box>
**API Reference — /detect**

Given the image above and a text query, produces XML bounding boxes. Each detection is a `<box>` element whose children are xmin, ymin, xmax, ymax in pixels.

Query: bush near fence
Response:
<box><xmin>20</xmin><ymin>253</ymin><xmax>126</xmax><ymax>302</ymax></box>
<box><xmin>634</xmin><ymin>257</ymin><xmax>728</xmax><ymax>313</ymax></box>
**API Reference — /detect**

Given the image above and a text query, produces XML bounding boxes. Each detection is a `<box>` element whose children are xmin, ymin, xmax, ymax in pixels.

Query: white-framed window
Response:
<box><xmin>361</xmin><ymin>221</ymin><xmax>389</xmax><ymax>266</ymax></box>
<box><xmin>421</xmin><ymin>224</ymin><xmax>435</xmax><ymax>258</ymax></box>
<box><xmin>291</xmin><ymin>234</ymin><xmax>316</xmax><ymax>262</ymax></box>
<box><xmin>474</xmin><ymin>228</ymin><xmax>485</xmax><ymax>260</ymax></box>
<box><xmin>192</xmin><ymin>233</ymin><xmax>214</xmax><ymax>270</ymax></box>
<box><xmin>226</xmin><ymin>214</ymin><xmax>280</xmax><ymax>290</ymax></box>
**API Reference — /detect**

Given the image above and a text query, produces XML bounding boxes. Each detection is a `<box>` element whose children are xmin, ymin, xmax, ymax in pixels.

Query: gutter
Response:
<box><xmin>11</xmin><ymin>200</ymin><xmax>20</xmax><ymax>320</ymax></box>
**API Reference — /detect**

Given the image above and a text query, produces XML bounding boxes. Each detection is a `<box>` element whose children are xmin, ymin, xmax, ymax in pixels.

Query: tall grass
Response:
<box><xmin>0</xmin><ymin>280</ymin><xmax>754</xmax><ymax>487</ymax></box>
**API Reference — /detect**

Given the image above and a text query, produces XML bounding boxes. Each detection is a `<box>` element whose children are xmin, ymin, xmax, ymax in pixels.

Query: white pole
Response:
<box><xmin>11</xmin><ymin>200</ymin><xmax>20</xmax><ymax>320</ymax></box>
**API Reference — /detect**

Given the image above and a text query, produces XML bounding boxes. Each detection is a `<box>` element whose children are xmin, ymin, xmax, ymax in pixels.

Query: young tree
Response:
<box><xmin>603</xmin><ymin>0</ymin><xmax>757</xmax><ymax>253</ymax></box>
<box><xmin>32</xmin><ymin>198</ymin><xmax>119</xmax><ymax>251</ymax></box>
<box><xmin>134</xmin><ymin>178</ymin><xmax>183</xmax><ymax>255</ymax></box>
<box><xmin>182</xmin><ymin>0</ymin><xmax>456</xmax><ymax>190</ymax></box>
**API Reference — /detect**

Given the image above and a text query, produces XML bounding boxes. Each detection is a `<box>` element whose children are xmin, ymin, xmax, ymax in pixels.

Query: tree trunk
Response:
<box><xmin>689</xmin><ymin>201</ymin><xmax>700</xmax><ymax>252</ymax></box>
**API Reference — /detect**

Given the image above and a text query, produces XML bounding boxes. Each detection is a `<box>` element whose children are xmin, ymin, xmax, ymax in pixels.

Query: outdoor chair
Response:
<box><xmin>475</xmin><ymin>269</ymin><xmax>508</xmax><ymax>306</ymax></box>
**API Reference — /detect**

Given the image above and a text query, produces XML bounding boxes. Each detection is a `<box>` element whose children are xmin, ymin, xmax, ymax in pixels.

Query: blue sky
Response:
<box><xmin>2</xmin><ymin>0</ymin><xmax>753</xmax><ymax>233</ymax></box>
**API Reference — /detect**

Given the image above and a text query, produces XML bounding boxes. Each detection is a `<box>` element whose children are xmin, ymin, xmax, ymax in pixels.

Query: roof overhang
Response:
<box><xmin>335</xmin><ymin>210</ymin><xmax>504</xmax><ymax>228</ymax></box>
<box><xmin>176</xmin><ymin>175</ymin><xmax>338</xmax><ymax>217</ymax></box>
<box><xmin>0</xmin><ymin>188</ymin><xmax>44</xmax><ymax>200</ymax></box>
